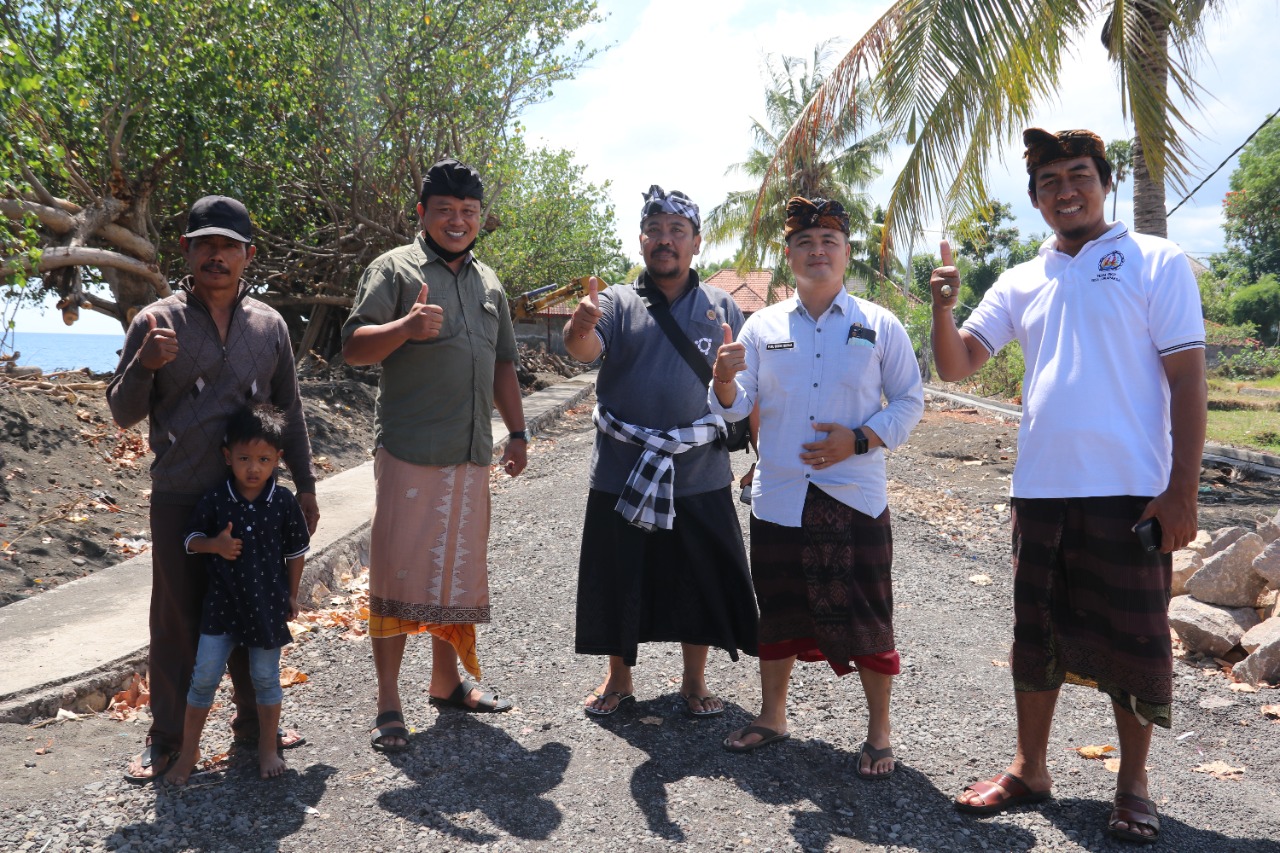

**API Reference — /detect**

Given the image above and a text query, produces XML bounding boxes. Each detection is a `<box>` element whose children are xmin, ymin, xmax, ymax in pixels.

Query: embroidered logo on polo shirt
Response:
<box><xmin>1099</xmin><ymin>251</ymin><xmax>1124</xmax><ymax>272</ymax></box>
<box><xmin>1092</xmin><ymin>250</ymin><xmax>1125</xmax><ymax>283</ymax></box>
<box><xmin>695</xmin><ymin>337</ymin><xmax>713</xmax><ymax>355</ymax></box>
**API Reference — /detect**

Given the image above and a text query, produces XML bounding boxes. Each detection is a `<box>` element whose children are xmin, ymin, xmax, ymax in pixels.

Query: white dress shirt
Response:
<box><xmin>709</xmin><ymin>289</ymin><xmax>924</xmax><ymax>526</ymax></box>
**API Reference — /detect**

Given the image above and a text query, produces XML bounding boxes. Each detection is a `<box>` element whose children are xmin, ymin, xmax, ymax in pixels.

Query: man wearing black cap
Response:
<box><xmin>109</xmin><ymin>195</ymin><xmax>318</xmax><ymax>781</ymax></box>
<box><xmin>343</xmin><ymin>158</ymin><xmax>527</xmax><ymax>753</ymax></box>
<box><xmin>563</xmin><ymin>186</ymin><xmax>758</xmax><ymax>719</ymax></box>
<box><xmin>931</xmin><ymin>129</ymin><xmax>1206</xmax><ymax>843</ymax></box>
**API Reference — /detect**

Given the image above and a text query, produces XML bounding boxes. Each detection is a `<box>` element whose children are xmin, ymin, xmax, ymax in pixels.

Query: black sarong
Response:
<box><xmin>1010</xmin><ymin>495</ymin><xmax>1173</xmax><ymax>727</ymax></box>
<box><xmin>575</xmin><ymin>487</ymin><xmax>759</xmax><ymax>666</ymax></box>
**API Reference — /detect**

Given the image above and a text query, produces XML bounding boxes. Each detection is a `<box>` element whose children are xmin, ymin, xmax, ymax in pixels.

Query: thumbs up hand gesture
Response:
<box><xmin>930</xmin><ymin>240</ymin><xmax>960</xmax><ymax>309</ymax></box>
<box><xmin>139</xmin><ymin>313</ymin><xmax>179</xmax><ymax>371</ymax></box>
<box><xmin>713</xmin><ymin>323</ymin><xmax>745</xmax><ymax>384</ymax></box>
<box><xmin>210</xmin><ymin>522</ymin><xmax>243</xmax><ymax>561</ymax></box>
<box><xmin>567</xmin><ymin>276</ymin><xmax>604</xmax><ymax>340</ymax></box>
<box><xmin>400</xmin><ymin>283</ymin><xmax>444</xmax><ymax>341</ymax></box>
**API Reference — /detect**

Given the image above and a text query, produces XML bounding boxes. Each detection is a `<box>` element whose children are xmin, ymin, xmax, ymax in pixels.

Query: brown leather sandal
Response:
<box><xmin>955</xmin><ymin>771</ymin><xmax>1051</xmax><ymax>814</ymax></box>
<box><xmin>1109</xmin><ymin>792</ymin><xmax>1160</xmax><ymax>844</ymax></box>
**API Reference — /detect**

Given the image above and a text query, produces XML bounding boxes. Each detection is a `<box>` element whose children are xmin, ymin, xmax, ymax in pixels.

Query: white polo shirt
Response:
<box><xmin>962</xmin><ymin>222</ymin><xmax>1204</xmax><ymax>499</ymax></box>
<box><xmin>709</xmin><ymin>289</ymin><xmax>924</xmax><ymax>526</ymax></box>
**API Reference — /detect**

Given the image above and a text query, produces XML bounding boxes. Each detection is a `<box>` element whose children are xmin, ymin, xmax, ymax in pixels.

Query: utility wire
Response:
<box><xmin>1167</xmin><ymin>107</ymin><xmax>1280</xmax><ymax>217</ymax></box>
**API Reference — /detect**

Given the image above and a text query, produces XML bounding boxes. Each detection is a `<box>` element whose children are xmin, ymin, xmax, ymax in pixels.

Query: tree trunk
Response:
<box><xmin>1131</xmin><ymin>136</ymin><xmax>1167</xmax><ymax>237</ymax></box>
<box><xmin>1130</xmin><ymin>9</ymin><xmax>1170</xmax><ymax>238</ymax></box>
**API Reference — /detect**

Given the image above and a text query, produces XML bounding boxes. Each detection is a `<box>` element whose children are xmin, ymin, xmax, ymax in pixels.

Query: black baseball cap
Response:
<box><xmin>183</xmin><ymin>195</ymin><xmax>253</xmax><ymax>243</ymax></box>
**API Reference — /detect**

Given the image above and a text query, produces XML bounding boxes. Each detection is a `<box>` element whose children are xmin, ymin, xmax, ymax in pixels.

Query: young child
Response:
<box><xmin>166</xmin><ymin>404</ymin><xmax>311</xmax><ymax>785</ymax></box>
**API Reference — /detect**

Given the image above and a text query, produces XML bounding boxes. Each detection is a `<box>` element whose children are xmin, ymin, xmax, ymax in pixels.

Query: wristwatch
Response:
<box><xmin>508</xmin><ymin>430</ymin><xmax>528</xmax><ymax>442</ymax></box>
<box><xmin>852</xmin><ymin>427</ymin><xmax>870</xmax><ymax>456</ymax></box>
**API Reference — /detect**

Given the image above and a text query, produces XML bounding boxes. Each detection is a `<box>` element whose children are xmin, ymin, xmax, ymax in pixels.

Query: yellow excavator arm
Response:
<box><xmin>510</xmin><ymin>276</ymin><xmax>609</xmax><ymax>320</ymax></box>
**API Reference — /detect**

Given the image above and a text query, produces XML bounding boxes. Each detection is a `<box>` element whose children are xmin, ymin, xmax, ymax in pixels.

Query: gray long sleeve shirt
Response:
<box><xmin>107</xmin><ymin>278</ymin><xmax>315</xmax><ymax>504</ymax></box>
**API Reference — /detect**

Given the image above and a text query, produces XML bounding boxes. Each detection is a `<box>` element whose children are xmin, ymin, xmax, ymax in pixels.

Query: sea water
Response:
<box><xmin>9</xmin><ymin>331</ymin><xmax>125</xmax><ymax>374</ymax></box>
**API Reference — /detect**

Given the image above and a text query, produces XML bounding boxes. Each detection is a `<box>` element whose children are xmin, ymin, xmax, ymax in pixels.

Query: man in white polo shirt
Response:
<box><xmin>932</xmin><ymin>127</ymin><xmax>1206</xmax><ymax>845</ymax></box>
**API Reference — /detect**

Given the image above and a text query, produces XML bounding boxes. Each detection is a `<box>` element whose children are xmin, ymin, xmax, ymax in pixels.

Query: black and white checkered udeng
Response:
<box><xmin>594</xmin><ymin>404</ymin><xmax>726</xmax><ymax>532</ymax></box>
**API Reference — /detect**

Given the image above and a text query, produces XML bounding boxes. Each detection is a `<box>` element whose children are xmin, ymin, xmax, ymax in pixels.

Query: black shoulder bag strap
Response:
<box><xmin>639</xmin><ymin>287</ymin><xmax>750</xmax><ymax>452</ymax></box>
<box><xmin>643</xmin><ymin>294</ymin><xmax>715</xmax><ymax>385</ymax></box>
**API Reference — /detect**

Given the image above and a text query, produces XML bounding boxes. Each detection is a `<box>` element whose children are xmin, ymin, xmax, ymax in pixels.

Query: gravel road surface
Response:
<box><xmin>2</xmin><ymin>400</ymin><xmax>1278</xmax><ymax>852</ymax></box>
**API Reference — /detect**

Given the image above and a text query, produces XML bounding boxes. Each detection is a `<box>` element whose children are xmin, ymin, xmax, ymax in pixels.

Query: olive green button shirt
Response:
<box><xmin>341</xmin><ymin>235</ymin><xmax>517</xmax><ymax>466</ymax></box>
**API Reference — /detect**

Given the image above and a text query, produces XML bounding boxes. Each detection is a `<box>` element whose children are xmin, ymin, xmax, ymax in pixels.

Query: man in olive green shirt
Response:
<box><xmin>342</xmin><ymin>158</ymin><xmax>527</xmax><ymax>752</ymax></box>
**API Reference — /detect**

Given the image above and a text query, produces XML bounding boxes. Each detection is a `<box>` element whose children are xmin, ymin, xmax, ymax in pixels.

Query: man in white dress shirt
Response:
<box><xmin>711</xmin><ymin>197</ymin><xmax>923</xmax><ymax>776</ymax></box>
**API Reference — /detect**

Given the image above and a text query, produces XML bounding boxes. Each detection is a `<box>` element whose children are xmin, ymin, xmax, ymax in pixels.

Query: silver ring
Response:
<box><xmin>940</xmin><ymin>284</ymin><xmax>953</xmax><ymax>297</ymax></box>
<box><xmin>819</xmin><ymin>456</ymin><xmax>825</xmax><ymax>465</ymax></box>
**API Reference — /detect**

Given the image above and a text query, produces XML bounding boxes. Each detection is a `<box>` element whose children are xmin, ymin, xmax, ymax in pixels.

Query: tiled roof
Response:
<box><xmin>703</xmin><ymin>269</ymin><xmax>794</xmax><ymax>314</ymax></box>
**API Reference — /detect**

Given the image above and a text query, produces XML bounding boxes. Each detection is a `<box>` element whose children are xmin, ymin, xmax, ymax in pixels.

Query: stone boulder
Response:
<box><xmin>1171</xmin><ymin>550</ymin><xmax>1203</xmax><ymax>596</ymax></box>
<box><xmin>1205</xmin><ymin>526</ymin><xmax>1249</xmax><ymax>558</ymax></box>
<box><xmin>1168</xmin><ymin>595</ymin><xmax>1259</xmax><ymax>658</ymax></box>
<box><xmin>1253</xmin><ymin>539</ymin><xmax>1280</xmax><ymax>587</ymax></box>
<box><xmin>1241</xmin><ymin>617</ymin><xmax>1280</xmax><ymax>655</ymax></box>
<box><xmin>1257</xmin><ymin>512</ymin><xmax>1280</xmax><ymax>545</ymax></box>
<box><xmin>1234</xmin><ymin>628</ymin><xmax>1280</xmax><ymax>686</ymax></box>
<box><xmin>1186</xmin><ymin>533</ymin><xmax>1267</xmax><ymax>607</ymax></box>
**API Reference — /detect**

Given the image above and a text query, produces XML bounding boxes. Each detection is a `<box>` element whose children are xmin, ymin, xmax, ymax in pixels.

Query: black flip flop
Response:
<box><xmin>370</xmin><ymin>710</ymin><xmax>411</xmax><ymax>753</ymax></box>
<box><xmin>429</xmin><ymin>680</ymin><xmax>513</xmax><ymax>713</ymax></box>
<box><xmin>584</xmin><ymin>691</ymin><xmax>635</xmax><ymax>717</ymax></box>
<box><xmin>722</xmin><ymin>725</ymin><xmax>790</xmax><ymax>753</ymax></box>
<box><xmin>123</xmin><ymin>742</ymin><xmax>178</xmax><ymax>783</ymax></box>
<box><xmin>855</xmin><ymin>741</ymin><xmax>896</xmax><ymax>780</ymax></box>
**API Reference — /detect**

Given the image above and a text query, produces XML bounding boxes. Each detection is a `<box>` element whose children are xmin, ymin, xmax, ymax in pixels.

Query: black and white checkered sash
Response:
<box><xmin>593</xmin><ymin>404</ymin><xmax>727</xmax><ymax>532</ymax></box>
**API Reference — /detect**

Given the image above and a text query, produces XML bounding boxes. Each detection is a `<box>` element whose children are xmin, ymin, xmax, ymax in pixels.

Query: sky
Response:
<box><xmin>517</xmin><ymin>0</ymin><xmax>1279</xmax><ymax>266</ymax></box>
<box><xmin>16</xmin><ymin>0</ymin><xmax>1278</xmax><ymax>335</ymax></box>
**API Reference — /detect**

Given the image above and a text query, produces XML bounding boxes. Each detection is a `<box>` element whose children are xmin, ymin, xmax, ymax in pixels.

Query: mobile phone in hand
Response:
<box><xmin>1134</xmin><ymin>518</ymin><xmax>1162</xmax><ymax>552</ymax></box>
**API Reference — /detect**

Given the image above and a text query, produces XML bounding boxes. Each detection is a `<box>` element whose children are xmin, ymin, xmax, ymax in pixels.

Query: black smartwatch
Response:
<box><xmin>508</xmin><ymin>430</ymin><xmax>528</xmax><ymax>442</ymax></box>
<box><xmin>852</xmin><ymin>427</ymin><xmax>870</xmax><ymax>455</ymax></box>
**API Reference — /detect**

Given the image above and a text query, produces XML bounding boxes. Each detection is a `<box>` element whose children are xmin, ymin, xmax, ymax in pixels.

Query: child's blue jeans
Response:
<box><xmin>187</xmin><ymin>634</ymin><xmax>282</xmax><ymax>708</ymax></box>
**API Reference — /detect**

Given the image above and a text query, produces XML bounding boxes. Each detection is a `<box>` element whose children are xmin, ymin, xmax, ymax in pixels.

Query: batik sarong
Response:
<box><xmin>750</xmin><ymin>484</ymin><xmax>899</xmax><ymax>676</ymax></box>
<box><xmin>367</xmin><ymin>449</ymin><xmax>491</xmax><ymax>678</ymax></box>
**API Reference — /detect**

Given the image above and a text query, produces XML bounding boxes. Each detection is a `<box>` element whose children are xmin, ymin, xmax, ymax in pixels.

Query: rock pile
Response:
<box><xmin>1169</xmin><ymin>509</ymin><xmax>1280</xmax><ymax>685</ymax></box>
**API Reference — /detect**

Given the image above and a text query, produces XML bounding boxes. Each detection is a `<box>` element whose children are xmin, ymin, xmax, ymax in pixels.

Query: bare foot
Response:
<box><xmin>259</xmin><ymin>750</ymin><xmax>288</xmax><ymax>779</ymax></box>
<box><xmin>165</xmin><ymin>748</ymin><xmax>201</xmax><ymax>787</ymax></box>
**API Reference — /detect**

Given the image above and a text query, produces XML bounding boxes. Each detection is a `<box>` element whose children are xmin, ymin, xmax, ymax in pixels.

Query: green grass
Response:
<box><xmin>1206</xmin><ymin>409</ymin><xmax>1280</xmax><ymax>454</ymax></box>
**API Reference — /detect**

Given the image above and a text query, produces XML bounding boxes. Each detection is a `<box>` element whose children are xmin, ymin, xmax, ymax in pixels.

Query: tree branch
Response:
<box><xmin>8</xmin><ymin>245</ymin><xmax>165</xmax><ymax>287</ymax></box>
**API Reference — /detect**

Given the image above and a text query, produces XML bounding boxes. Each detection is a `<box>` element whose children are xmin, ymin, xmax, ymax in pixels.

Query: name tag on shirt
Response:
<box><xmin>848</xmin><ymin>324</ymin><xmax>876</xmax><ymax>347</ymax></box>
<box><xmin>766</xmin><ymin>341</ymin><xmax>795</xmax><ymax>351</ymax></box>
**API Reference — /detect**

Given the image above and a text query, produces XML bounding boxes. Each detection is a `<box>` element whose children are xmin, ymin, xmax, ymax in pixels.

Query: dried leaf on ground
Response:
<box><xmin>969</xmin><ymin>574</ymin><xmax>993</xmax><ymax>585</ymax></box>
<box><xmin>991</xmin><ymin>660</ymin><xmax>1009</xmax><ymax>667</ymax></box>
<box><xmin>1104</xmin><ymin>758</ymin><xmax>1122</xmax><ymax>773</ymax></box>
<box><xmin>108</xmin><ymin>673</ymin><xmax>150</xmax><ymax>720</ymax></box>
<box><xmin>640</xmin><ymin>716</ymin><xmax>664</xmax><ymax>726</ymax></box>
<box><xmin>1073</xmin><ymin>744</ymin><xmax>1116</xmax><ymax>759</ymax></box>
<box><xmin>1228</xmin><ymin>682</ymin><xmax>1258</xmax><ymax>693</ymax></box>
<box><xmin>1262</xmin><ymin>704</ymin><xmax>1280</xmax><ymax>719</ymax></box>
<box><xmin>279</xmin><ymin>667</ymin><xmax>309</xmax><ymax>687</ymax></box>
<box><xmin>1193</xmin><ymin>761</ymin><xmax>1245</xmax><ymax>781</ymax></box>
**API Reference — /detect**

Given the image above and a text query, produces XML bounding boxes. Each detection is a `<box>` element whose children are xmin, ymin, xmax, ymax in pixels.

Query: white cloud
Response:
<box><xmin>522</xmin><ymin>0</ymin><xmax>1280</xmax><ymax>266</ymax></box>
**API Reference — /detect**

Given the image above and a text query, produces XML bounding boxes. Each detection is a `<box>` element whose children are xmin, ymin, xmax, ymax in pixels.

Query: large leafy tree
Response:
<box><xmin>703</xmin><ymin>42</ymin><xmax>891</xmax><ymax>287</ymax></box>
<box><xmin>1</xmin><ymin>0</ymin><xmax>606</xmax><ymax>355</ymax></box>
<box><xmin>1222</xmin><ymin>118</ymin><xmax>1280</xmax><ymax>280</ymax></box>
<box><xmin>765</xmin><ymin>1</ymin><xmax>1227</xmax><ymax>257</ymax></box>
<box><xmin>479</xmin><ymin>143</ymin><xmax>626</xmax><ymax>294</ymax></box>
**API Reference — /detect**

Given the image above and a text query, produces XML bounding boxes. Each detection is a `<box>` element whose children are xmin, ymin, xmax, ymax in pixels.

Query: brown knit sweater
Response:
<box><xmin>107</xmin><ymin>278</ymin><xmax>315</xmax><ymax>503</ymax></box>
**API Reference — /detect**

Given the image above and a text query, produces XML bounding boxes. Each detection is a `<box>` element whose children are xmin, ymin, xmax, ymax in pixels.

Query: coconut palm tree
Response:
<box><xmin>763</xmin><ymin>1</ymin><xmax>1227</xmax><ymax>254</ymax></box>
<box><xmin>703</xmin><ymin>41</ymin><xmax>893</xmax><ymax>288</ymax></box>
<box><xmin>1106</xmin><ymin>138</ymin><xmax>1134</xmax><ymax>220</ymax></box>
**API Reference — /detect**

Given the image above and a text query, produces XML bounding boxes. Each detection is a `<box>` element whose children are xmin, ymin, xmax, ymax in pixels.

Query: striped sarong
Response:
<box><xmin>1010</xmin><ymin>495</ymin><xmax>1173</xmax><ymax>727</ymax></box>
